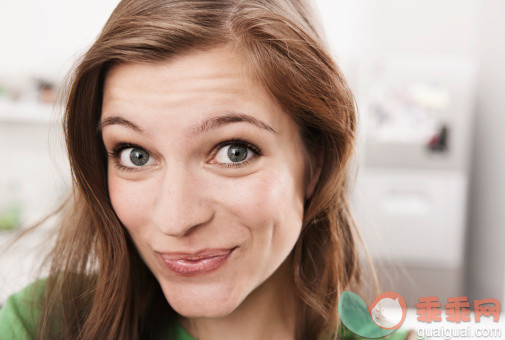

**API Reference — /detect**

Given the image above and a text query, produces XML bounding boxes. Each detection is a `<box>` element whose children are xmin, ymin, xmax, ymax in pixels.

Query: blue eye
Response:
<box><xmin>215</xmin><ymin>144</ymin><xmax>249</xmax><ymax>163</ymax></box>
<box><xmin>108</xmin><ymin>143</ymin><xmax>155</xmax><ymax>172</ymax></box>
<box><xmin>212</xmin><ymin>139</ymin><xmax>262</xmax><ymax>168</ymax></box>
<box><xmin>124</xmin><ymin>147</ymin><xmax>150</xmax><ymax>166</ymax></box>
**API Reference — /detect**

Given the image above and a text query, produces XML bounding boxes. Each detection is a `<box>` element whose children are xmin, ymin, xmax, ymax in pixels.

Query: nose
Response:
<box><xmin>152</xmin><ymin>165</ymin><xmax>214</xmax><ymax>237</ymax></box>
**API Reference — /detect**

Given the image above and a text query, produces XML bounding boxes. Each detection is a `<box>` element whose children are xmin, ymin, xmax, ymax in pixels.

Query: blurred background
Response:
<box><xmin>0</xmin><ymin>0</ymin><xmax>503</xmax><ymax>321</ymax></box>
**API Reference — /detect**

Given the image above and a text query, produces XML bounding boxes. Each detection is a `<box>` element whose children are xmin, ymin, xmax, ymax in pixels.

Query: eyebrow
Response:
<box><xmin>97</xmin><ymin>112</ymin><xmax>278</xmax><ymax>137</ymax></box>
<box><xmin>97</xmin><ymin>116</ymin><xmax>147</xmax><ymax>135</ymax></box>
<box><xmin>188</xmin><ymin>112</ymin><xmax>277</xmax><ymax>137</ymax></box>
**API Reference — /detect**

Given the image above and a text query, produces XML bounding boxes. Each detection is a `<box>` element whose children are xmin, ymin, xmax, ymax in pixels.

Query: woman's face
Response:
<box><xmin>100</xmin><ymin>46</ymin><xmax>318</xmax><ymax>317</ymax></box>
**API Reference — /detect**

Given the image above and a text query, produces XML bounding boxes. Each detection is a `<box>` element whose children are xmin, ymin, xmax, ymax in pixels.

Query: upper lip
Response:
<box><xmin>157</xmin><ymin>247</ymin><xmax>236</xmax><ymax>261</ymax></box>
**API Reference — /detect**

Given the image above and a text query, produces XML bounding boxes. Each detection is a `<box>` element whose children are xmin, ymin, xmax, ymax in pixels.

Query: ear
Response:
<box><xmin>305</xmin><ymin>151</ymin><xmax>323</xmax><ymax>200</ymax></box>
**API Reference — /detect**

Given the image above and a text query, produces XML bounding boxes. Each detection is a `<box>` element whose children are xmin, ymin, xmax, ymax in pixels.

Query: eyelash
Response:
<box><xmin>107</xmin><ymin>139</ymin><xmax>262</xmax><ymax>173</ymax></box>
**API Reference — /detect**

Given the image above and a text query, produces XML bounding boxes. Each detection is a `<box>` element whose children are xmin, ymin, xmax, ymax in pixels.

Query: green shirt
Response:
<box><xmin>0</xmin><ymin>279</ymin><xmax>192</xmax><ymax>340</ymax></box>
<box><xmin>0</xmin><ymin>280</ymin><xmax>411</xmax><ymax>339</ymax></box>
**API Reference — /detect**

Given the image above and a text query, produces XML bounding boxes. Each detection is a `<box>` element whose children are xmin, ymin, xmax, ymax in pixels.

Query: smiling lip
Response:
<box><xmin>157</xmin><ymin>247</ymin><xmax>236</xmax><ymax>276</ymax></box>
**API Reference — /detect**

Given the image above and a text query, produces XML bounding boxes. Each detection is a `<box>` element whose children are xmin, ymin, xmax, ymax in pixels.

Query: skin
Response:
<box><xmin>100</xmin><ymin>45</ymin><xmax>321</xmax><ymax>340</ymax></box>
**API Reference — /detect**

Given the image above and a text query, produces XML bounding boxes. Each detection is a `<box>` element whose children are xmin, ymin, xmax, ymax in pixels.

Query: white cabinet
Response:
<box><xmin>354</xmin><ymin>168</ymin><xmax>467</xmax><ymax>268</ymax></box>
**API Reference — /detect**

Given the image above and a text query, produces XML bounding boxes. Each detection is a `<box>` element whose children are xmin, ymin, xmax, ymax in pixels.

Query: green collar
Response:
<box><xmin>163</xmin><ymin>318</ymin><xmax>411</xmax><ymax>340</ymax></box>
<box><xmin>171</xmin><ymin>320</ymin><xmax>195</xmax><ymax>340</ymax></box>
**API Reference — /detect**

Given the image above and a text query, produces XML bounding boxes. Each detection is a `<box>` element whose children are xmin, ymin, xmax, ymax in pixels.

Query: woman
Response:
<box><xmin>0</xmin><ymin>0</ymin><xmax>405</xmax><ymax>339</ymax></box>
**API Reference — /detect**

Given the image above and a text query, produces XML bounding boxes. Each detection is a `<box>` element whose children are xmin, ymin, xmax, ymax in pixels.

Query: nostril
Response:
<box><xmin>153</xmin><ymin>209</ymin><xmax>216</xmax><ymax>238</ymax></box>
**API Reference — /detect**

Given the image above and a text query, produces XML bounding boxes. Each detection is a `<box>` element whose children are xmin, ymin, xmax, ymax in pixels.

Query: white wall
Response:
<box><xmin>316</xmin><ymin>0</ymin><xmax>480</xmax><ymax>83</ymax></box>
<box><xmin>362</xmin><ymin>0</ymin><xmax>480</xmax><ymax>57</ymax></box>
<box><xmin>0</xmin><ymin>0</ymin><xmax>119</xmax><ymax>81</ymax></box>
<box><xmin>466</xmin><ymin>0</ymin><xmax>505</xmax><ymax>302</ymax></box>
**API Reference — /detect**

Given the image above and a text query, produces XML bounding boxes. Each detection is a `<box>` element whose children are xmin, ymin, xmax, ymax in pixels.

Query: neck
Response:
<box><xmin>179</xmin><ymin>256</ymin><xmax>298</xmax><ymax>340</ymax></box>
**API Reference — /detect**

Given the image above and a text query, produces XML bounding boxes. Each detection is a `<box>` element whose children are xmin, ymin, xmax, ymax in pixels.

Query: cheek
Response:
<box><xmin>219</xmin><ymin>164</ymin><xmax>305</xmax><ymax>252</ymax></box>
<box><xmin>230</xmin><ymin>174</ymin><xmax>286</xmax><ymax>219</ymax></box>
<box><xmin>108</xmin><ymin>174</ymin><xmax>154</xmax><ymax>236</ymax></box>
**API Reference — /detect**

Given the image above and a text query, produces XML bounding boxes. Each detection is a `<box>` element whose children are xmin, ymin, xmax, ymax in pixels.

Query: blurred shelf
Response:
<box><xmin>0</xmin><ymin>100</ymin><xmax>57</xmax><ymax>124</ymax></box>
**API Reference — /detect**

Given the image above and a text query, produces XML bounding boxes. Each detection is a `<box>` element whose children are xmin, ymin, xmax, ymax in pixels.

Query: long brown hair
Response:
<box><xmin>21</xmin><ymin>0</ymin><xmax>365</xmax><ymax>339</ymax></box>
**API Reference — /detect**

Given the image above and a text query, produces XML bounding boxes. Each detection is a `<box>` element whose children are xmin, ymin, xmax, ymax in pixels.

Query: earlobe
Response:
<box><xmin>305</xmin><ymin>152</ymin><xmax>323</xmax><ymax>200</ymax></box>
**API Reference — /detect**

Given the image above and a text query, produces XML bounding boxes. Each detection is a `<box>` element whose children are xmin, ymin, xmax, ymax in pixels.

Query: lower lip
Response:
<box><xmin>158</xmin><ymin>248</ymin><xmax>236</xmax><ymax>277</ymax></box>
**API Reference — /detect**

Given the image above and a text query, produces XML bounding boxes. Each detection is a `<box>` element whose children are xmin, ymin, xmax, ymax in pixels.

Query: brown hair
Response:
<box><xmin>22</xmin><ymin>0</ymin><xmax>366</xmax><ymax>339</ymax></box>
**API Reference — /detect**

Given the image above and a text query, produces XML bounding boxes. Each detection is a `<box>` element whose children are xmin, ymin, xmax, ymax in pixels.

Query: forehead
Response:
<box><xmin>100</xmin><ymin>46</ymin><xmax>297</xmax><ymax>139</ymax></box>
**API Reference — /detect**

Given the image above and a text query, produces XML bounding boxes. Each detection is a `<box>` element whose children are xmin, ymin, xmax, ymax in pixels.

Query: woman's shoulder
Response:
<box><xmin>0</xmin><ymin>278</ymin><xmax>48</xmax><ymax>339</ymax></box>
<box><xmin>0</xmin><ymin>273</ymin><xmax>97</xmax><ymax>339</ymax></box>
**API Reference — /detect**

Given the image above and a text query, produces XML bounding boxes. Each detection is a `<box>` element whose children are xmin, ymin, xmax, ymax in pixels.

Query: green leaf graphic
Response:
<box><xmin>338</xmin><ymin>291</ymin><xmax>396</xmax><ymax>339</ymax></box>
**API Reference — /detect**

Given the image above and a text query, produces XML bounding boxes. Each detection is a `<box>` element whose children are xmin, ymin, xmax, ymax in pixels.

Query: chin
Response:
<box><xmin>159</xmin><ymin>278</ymin><xmax>246</xmax><ymax>318</ymax></box>
<box><xmin>172</xmin><ymin>301</ymin><xmax>238</xmax><ymax>318</ymax></box>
